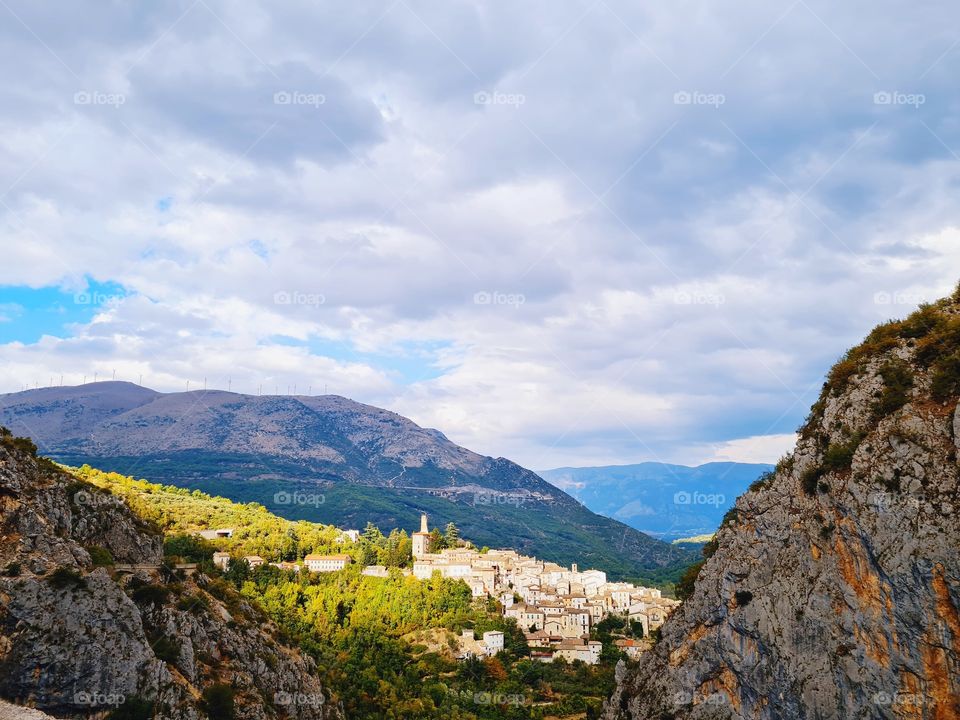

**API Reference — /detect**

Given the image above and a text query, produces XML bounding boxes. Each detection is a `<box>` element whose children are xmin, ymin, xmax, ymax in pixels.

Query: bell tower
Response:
<box><xmin>412</xmin><ymin>512</ymin><xmax>431</xmax><ymax>559</ymax></box>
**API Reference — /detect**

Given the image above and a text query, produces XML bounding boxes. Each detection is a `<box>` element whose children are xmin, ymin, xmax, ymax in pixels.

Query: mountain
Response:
<box><xmin>0</xmin><ymin>431</ymin><xmax>340</xmax><ymax>719</ymax></box>
<box><xmin>539</xmin><ymin>462</ymin><xmax>774</xmax><ymax>540</ymax></box>
<box><xmin>0</xmin><ymin>383</ymin><xmax>694</xmax><ymax>582</ymax></box>
<box><xmin>604</xmin><ymin>293</ymin><xmax>960</xmax><ymax>718</ymax></box>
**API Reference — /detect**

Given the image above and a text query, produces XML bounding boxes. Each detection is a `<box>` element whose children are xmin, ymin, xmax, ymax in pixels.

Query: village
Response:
<box><xmin>201</xmin><ymin>513</ymin><xmax>679</xmax><ymax>665</ymax></box>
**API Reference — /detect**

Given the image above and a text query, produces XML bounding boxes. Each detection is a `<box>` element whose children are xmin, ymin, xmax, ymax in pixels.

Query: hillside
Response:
<box><xmin>0</xmin><ymin>431</ymin><xmax>341</xmax><ymax>720</ymax></box>
<box><xmin>0</xmin><ymin>384</ymin><xmax>694</xmax><ymax>582</ymax></box>
<box><xmin>540</xmin><ymin>462</ymin><xmax>774</xmax><ymax>540</ymax></box>
<box><xmin>604</xmin><ymin>293</ymin><xmax>960</xmax><ymax>718</ymax></box>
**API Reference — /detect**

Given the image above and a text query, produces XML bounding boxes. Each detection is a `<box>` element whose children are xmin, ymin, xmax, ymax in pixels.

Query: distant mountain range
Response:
<box><xmin>539</xmin><ymin>462</ymin><xmax>774</xmax><ymax>540</ymax></box>
<box><xmin>0</xmin><ymin>382</ymin><xmax>695</xmax><ymax>582</ymax></box>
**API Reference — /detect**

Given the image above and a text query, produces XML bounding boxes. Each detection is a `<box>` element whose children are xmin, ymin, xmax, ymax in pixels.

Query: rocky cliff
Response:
<box><xmin>0</xmin><ymin>432</ymin><xmax>341</xmax><ymax>720</ymax></box>
<box><xmin>605</xmin><ymin>293</ymin><xmax>960</xmax><ymax>719</ymax></box>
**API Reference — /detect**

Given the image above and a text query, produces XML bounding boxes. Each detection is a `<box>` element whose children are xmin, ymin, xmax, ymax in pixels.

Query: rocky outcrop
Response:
<box><xmin>605</xmin><ymin>294</ymin><xmax>960</xmax><ymax>719</ymax></box>
<box><xmin>0</xmin><ymin>435</ymin><xmax>341</xmax><ymax>719</ymax></box>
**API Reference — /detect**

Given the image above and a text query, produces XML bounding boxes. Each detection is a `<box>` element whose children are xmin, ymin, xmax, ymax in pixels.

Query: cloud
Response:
<box><xmin>1</xmin><ymin>1</ymin><xmax>960</xmax><ymax>468</ymax></box>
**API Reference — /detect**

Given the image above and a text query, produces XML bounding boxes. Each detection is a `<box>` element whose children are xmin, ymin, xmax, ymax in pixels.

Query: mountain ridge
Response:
<box><xmin>0</xmin><ymin>382</ymin><xmax>694</xmax><ymax>582</ymax></box>
<box><xmin>604</xmin><ymin>290</ymin><xmax>960</xmax><ymax>718</ymax></box>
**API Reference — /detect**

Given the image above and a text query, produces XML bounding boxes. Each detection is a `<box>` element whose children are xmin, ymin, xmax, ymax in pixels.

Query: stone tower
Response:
<box><xmin>412</xmin><ymin>512</ymin><xmax>431</xmax><ymax>558</ymax></box>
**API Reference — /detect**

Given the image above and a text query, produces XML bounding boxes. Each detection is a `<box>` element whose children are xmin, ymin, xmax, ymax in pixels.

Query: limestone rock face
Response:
<box><xmin>0</xmin><ymin>440</ymin><xmax>341</xmax><ymax>720</ymax></box>
<box><xmin>605</xmin><ymin>298</ymin><xmax>960</xmax><ymax>720</ymax></box>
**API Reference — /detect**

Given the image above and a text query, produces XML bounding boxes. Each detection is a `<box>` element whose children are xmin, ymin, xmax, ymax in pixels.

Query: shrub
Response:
<box><xmin>49</xmin><ymin>567</ymin><xmax>86</xmax><ymax>590</ymax></box>
<box><xmin>823</xmin><ymin>432</ymin><xmax>865</xmax><ymax>472</ymax></box>
<box><xmin>720</xmin><ymin>507</ymin><xmax>739</xmax><ymax>527</ymax></box>
<box><xmin>734</xmin><ymin>590</ymin><xmax>753</xmax><ymax>607</ymax></box>
<box><xmin>152</xmin><ymin>635</ymin><xmax>181</xmax><ymax>664</ymax></box>
<box><xmin>872</xmin><ymin>360</ymin><xmax>914</xmax><ymax>418</ymax></box>
<box><xmin>4</xmin><ymin>561</ymin><xmax>21</xmax><ymax>577</ymax></box>
<box><xmin>931</xmin><ymin>351</ymin><xmax>960</xmax><ymax>402</ymax></box>
<box><xmin>131</xmin><ymin>583</ymin><xmax>170</xmax><ymax>606</ymax></box>
<box><xmin>86</xmin><ymin>546</ymin><xmax>115</xmax><ymax>567</ymax></box>
<box><xmin>802</xmin><ymin>467</ymin><xmax>825</xmax><ymax>496</ymax></box>
<box><xmin>675</xmin><ymin>560</ymin><xmax>705</xmax><ymax>602</ymax></box>
<box><xmin>749</xmin><ymin>471</ymin><xmax>774</xmax><ymax>493</ymax></box>
<box><xmin>202</xmin><ymin>684</ymin><xmax>236</xmax><ymax>720</ymax></box>
<box><xmin>108</xmin><ymin>698</ymin><xmax>154</xmax><ymax>720</ymax></box>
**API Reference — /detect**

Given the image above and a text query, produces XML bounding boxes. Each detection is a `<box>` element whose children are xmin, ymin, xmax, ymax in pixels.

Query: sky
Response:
<box><xmin>1</xmin><ymin>1</ymin><xmax>959</xmax><ymax>470</ymax></box>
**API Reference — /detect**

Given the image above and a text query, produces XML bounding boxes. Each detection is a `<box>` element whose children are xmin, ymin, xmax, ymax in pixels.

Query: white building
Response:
<box><xmin>213</xmin><ymin>552</ymin><xmax>231</xmax><ymax>570</ymax></box>
<box><xmin>304</xmin><ymin>554</ymin><xmax>352</xmax><ymax>572</ymax></box>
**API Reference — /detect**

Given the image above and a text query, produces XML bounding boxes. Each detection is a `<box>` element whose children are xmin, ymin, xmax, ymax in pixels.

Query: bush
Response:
<box><xmin>748</xmin><ymin>471</ymin><xmax>774</xmax><ymax>493</ymax></box>
<box><xmin>49</xmin><ymin>567</ymin><xmax>86</xmax><ymax>590</ymax></box>
<box><xmin>823</xmin><ymin>432</ymin><xmax>865</xmax><ymax>472</ymax></box>
<box><xmin>872</xmin><ymin>360</ymin><xmax>914</xmax><ymax>418</ymax></box>
<box><xmin>131</xmin><ymin>583</ymin><xmax>170</xmax><ymax>606</ymax></box>
<box><xmin>108</xmin><ymin>698</ymin><xmax>154</xmax><ymax>720</ymax></box>
<box><xmin>152</xmin><ymin>635</ymin><xmax>181</xmax><ymax>664</ymax></box>
<box><xmin>675</xmin><ymin>560</ymin><xmax>705</xmax><ymax>602</ymax></box>
<box><xmin>802</xmin><ymin>467</ymin><xmax>825</xmax><ymax>496</ymax></box>
<box><xmin>931</xmin><ymin>351</ymin><xmax>960</xmax><ymax>402</ymax></box>
<box><xmin>201</xmin><ymin>684</ymin><xmax>236</xmax><ymax>720</ymax></box>
<box><xmin>86</xmin><ymin>546</ymin><xmax>115</xmax><ymax>567</ymax></box>
<box><xmin>734</xmin><ymin>590</ymin><xmax>754</xmax><ymax>607</ymax></box>
<box><xmin>4</xmin><ymin>561</ymin><xmax>21</xmax><ymax>577</ymax></box>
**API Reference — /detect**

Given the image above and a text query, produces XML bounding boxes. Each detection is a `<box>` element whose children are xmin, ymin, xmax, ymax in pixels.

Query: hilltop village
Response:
<box><xmin>204</xmin><ymin>513</ymin><xmax>679</xmax><ymax>664</ymax></box>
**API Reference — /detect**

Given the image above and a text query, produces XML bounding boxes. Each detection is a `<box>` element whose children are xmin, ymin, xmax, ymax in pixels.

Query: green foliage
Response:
<box><xmin>931</xmin><ymin>351</ymin><xmax>960</xmax><ymax>402</ymax></box>
<box><xmin>86</xmin><ymin>546</ymin><xmax>114</xmax><ymax>567</ymax></box>
<box><xmin>164</xmin><ymin>534</ymin><xmax>214</xmax><ymax>563</ymax></box>
<box><xmin>201</xmin><ymin>684</ymin><xmax>236</xmax><ymax>720</ymax></box>
<box><xmin>872</xmin><ymin>360</ymin><xmax>914</xmax><ymax>418</ymax></box>
<box><xmin>675</xmin><ymin>560</ymin><xmax>705</xmax><ymax>602</ymax></box>
<box><xmin>823</xmin><ymin>432</ymin><xmax>865</xmax><ymax>472</ymax></box>
<box><xmin>4</xmin><ymin>561</ymin><xmax>21</xmax><ymax>577</ymax></box>
<box><xmin>748</xmin><ymin>471</ymin><xmax>774</xmax><ymax>493</ymax></box>
<box><xmin>151</xmin><ymin>635</ymin><xmax>181</xmax><ymax>664</ymax></box>
<box><xmin>107</xmin><ymin>697</ymin><xmax>154</xmax><ymax>720</ymax></box>
<box><xmin>131</xmin><ymin>583</ymin><xmax>170</xmax><ymax>606</ymax></box>
<box><xmin>49</xmin><ymin>567</ymin><xmax>86</xmax><ymax>590</ymax></box>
